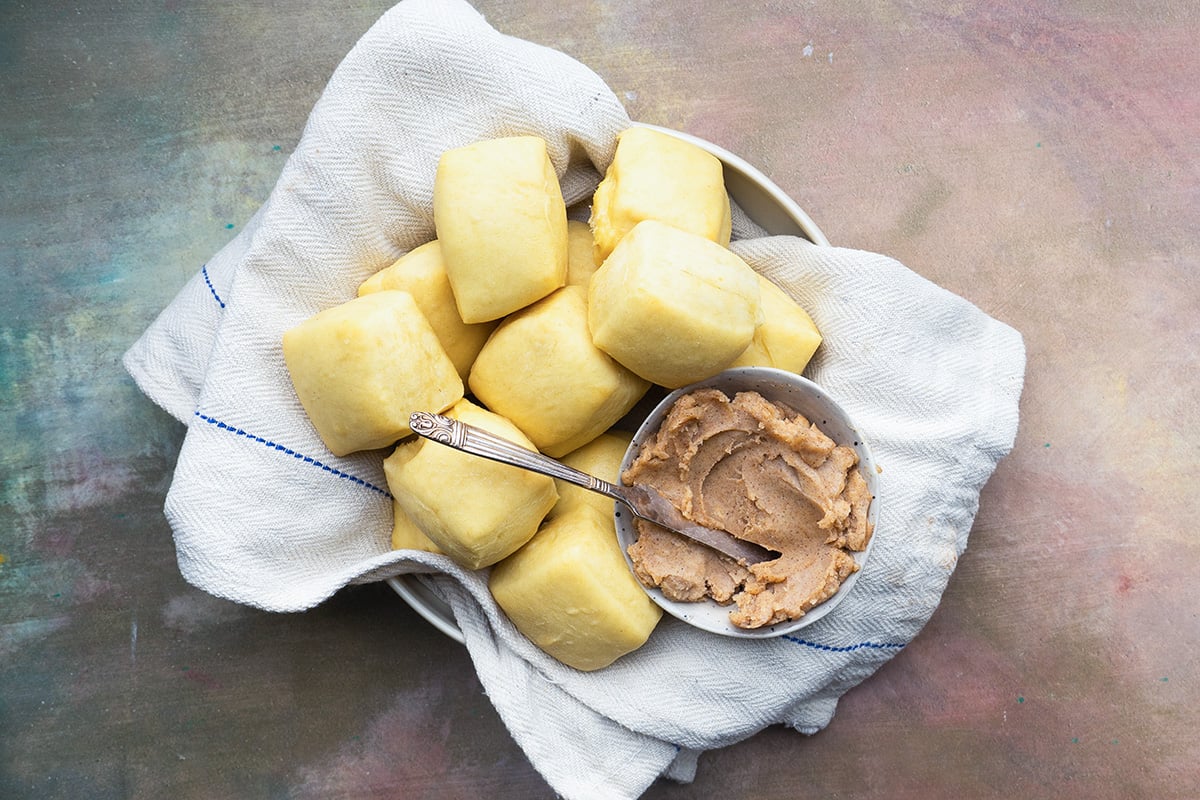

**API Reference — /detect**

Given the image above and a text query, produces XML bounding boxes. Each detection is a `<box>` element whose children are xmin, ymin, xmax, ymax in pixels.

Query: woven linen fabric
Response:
<box><xmin>123</xmin><ymin>1</ymin><xmax>1027</xmax><ymax>797</ymax></box>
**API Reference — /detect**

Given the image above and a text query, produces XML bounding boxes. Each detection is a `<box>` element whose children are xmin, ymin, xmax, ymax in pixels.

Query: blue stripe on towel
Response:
<box><xmin>783</xmin><ymin>635</ymin><xmax>906</xmax><ymax>653</ymax></box>
<box><xmin>193</xmin><ymin>411</ymin><xmax>391</xmax><ymax>498</ymax></box>
<box><xmin>201</xmin><ymin>264</ymin><xmax>226</xmax><ymax>308</ymax></box>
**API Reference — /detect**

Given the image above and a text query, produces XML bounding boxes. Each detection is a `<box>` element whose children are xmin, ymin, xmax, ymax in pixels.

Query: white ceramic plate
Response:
<box><xmin>390</xmin><ymin>125</ymin><xmax>830</xmax><ymax>642</ymax></box>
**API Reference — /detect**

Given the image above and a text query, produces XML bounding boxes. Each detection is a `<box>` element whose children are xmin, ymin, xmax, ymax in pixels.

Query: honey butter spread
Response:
<box><xmin>623</xmin><ymin>388</ymin><xmax>873</xmax><ymax>629</ymax></box>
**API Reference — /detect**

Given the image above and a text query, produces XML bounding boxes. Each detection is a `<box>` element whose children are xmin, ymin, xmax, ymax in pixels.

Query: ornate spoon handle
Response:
<box><xmin>408</xmin><ymin>411</ymin><xmax>777</xmax><ymax>565</ymax></box>
<box><xmin>408</xmin><ymin>412</ymin><xmax>622</xmax><ymax>502</ymax></box>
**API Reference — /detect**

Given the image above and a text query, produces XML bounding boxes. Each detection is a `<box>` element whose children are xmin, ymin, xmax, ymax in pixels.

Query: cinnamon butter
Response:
<box><xmin>623</xmin><ymin>388</ymin><xmax>873</xmax><ymax>629</ymax></box>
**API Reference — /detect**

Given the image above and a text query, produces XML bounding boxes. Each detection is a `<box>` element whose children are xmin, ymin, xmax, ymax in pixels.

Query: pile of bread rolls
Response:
<box><xmin>282</xmin><ymin>127</ymin><xmax>822</xmax><ymax>670</ymax></box>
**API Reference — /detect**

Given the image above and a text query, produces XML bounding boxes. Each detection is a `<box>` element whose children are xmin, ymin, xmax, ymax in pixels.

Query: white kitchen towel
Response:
<box><xmin>123</xmin><ymin>1</ymin><xmax>1026</xmax><ymax>798</ymax></box>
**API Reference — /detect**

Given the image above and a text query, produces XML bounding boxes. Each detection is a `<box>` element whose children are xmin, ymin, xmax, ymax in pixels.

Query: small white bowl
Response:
<box><xmin>615</xmin><ymin>367</ymin><xmax>879</xmax><ymax>638</ymax></box>
<box><xmin>390</xmin><ymin>127</ymin><xmax>830</xmax><ymax>643</ymax></box>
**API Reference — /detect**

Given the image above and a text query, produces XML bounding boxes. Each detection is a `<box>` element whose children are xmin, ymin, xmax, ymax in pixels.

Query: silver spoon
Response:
<box><xmin>408</xmin><ymin>411</ymin><xmax>777</xmax><ymax>565</ymax></box>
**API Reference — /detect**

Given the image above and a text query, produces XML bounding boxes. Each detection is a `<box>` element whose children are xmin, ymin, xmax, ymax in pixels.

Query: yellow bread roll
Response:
<box><xmin>282</xmin><ymin>290</ymin><xmax>463</xmax><ymax>456</ymax></box>
<box><xmin>389</xmin><ymin>499</ymin><xmax>443</xmax><ymax>555</ymax></box>
<box><xmin>587</xmin><ymin>220</ymin><xmax>761</xmax><ymax>389</ymax></box>
<box><xmin>729</xmin><ymin>274</ymin><xmax>823</xmax><ymax>374</ymax></box>
<box><xmin>564</xmin><ymin>219</ymin><xmax>600</xmax><ymax>286</ymax></box>
<box><xmin>548</xmin><ymin>430</ymin><xmax>633</xmax><ymax>520</ymax></box>
<box><xmin>490</xmin><ymin>505</ymin><xmax>662</xmax><ymax>671</ymax></box>
<box><xmin>357</xmin><ymin>240</ymin><xmax>498</xmax><ymax>381</ymax></box>
<box><xmin>434</xmin><ymin>136</ymin><xmax>568</xmax><ymax>323</ymax></box>
<box><xmin>468</xmin><ymin>286</ymin><xmax>650</xmax><ymax>458</ymax></box>
<box><xmin>590</xmin><ymin>126</ymin><xmax>732</xmax><ymax>262</ymax></box>
<box><xmin>383</xmin><ymin>399</ymin><xmax>558</xmax><ymax>570</ymax></box>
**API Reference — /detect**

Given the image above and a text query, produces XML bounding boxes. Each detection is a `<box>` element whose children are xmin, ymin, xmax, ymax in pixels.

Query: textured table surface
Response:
<box><xmin>3</xmin><ymin>2</ymin><xmax>1197</xmax><ymax>798</ymax></box>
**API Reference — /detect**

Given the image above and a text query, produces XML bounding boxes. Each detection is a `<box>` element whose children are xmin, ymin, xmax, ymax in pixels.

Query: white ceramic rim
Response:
<box><xmin>636</xmin><ymin>123</ymin><xmax>831</xmax><ymax>246</ymax></box>
<box><xmin>615</xmin><ymin>367</ymin><xmax>880</xmax><ymax>638</ymax></box>
<box><xmin>389</xmin><ymin>126</ymin><xmax>830</xmax><ymax>642</ymax></box>
<box><xmin>386</xmin><ymin>575</ymin><xmax>464</xmax><ymax>644</ymax></box>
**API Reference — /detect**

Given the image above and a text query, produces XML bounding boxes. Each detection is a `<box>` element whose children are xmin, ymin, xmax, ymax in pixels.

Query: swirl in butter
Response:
<box><xmin>623</xmin><ymin>388</ymin><xmax>873</xmax><ymax>628</ymax></box>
